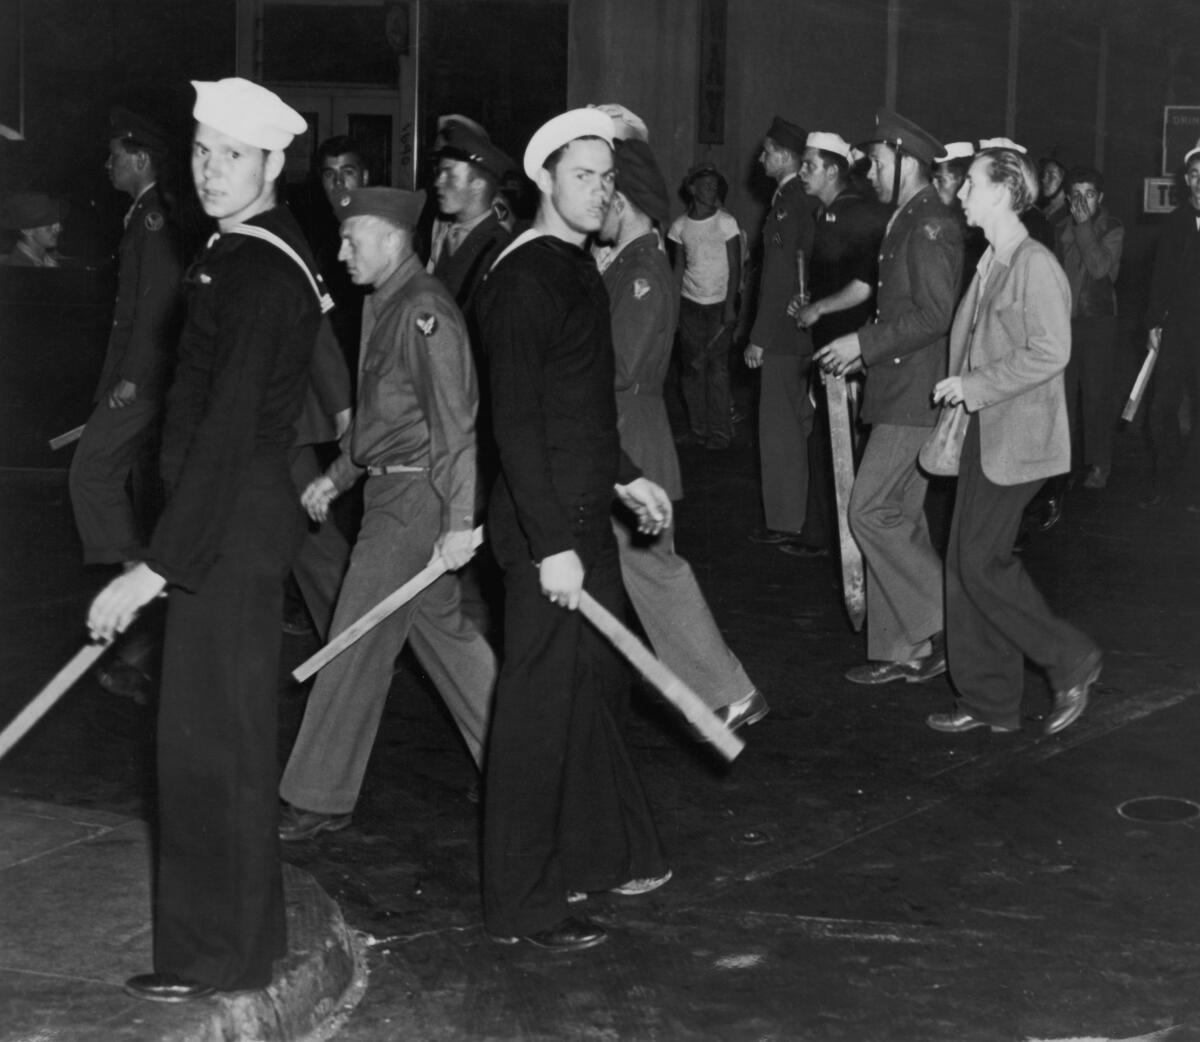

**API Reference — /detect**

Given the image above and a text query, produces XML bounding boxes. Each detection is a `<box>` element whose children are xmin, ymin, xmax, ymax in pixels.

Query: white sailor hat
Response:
<box><xmin>1184</xmin><ymin>138</ymin><xmax>1200</xmax><ymax>166</ymax></box>
<box><xmin>523</xmin><ymin>108</ymin><xmax>615</xmax><ymax>181</ymax></box>
<box><xmin>590</xmin><ymin>103</ymin><xmax>648</xmax><ymax>142</ymax></box>
<box><xmin>805</xmin><ymin>131</ymin><xmax>852</xmax><ymax>161</ymax></box>
<box><xmin>191</xmin><ymin>77</ymin><xmax>307</xmax><ymax>152</ymax></box>
<box><xmin>979</xmin><ymin>137</ymin><xmax>1027</xmax><ymax>154</ymax></box>
<box><xmin>934</xmin><ymin>141</ymin><xmax>976</xmax><ymax>163</ymax></box>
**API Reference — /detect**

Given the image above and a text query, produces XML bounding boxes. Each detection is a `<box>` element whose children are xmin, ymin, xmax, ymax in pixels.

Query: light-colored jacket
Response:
<box><xmin>952</xmin><ymin>230</ymin><xmax>1071</xmax><ymax>486</ymax></box>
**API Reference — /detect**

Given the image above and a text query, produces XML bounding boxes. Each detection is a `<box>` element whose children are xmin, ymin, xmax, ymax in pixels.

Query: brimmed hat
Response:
<box><xmin>806</xmin><ymin>131</ymin><xmax>852</xmax><ymax>161</ymax></box>
<box><xmin>614</xmin><ymin>139</ymin><xmax>669</xmax><ymax>227</ymax></box>
<box><xmin>523</xmin><ymin>108</ymin><xmax>615</xmax><ymax>181</ymax></box>
<box><xmin>859</xmin><ymin>108</ymin><xmax>943</xmax><ymax>166</ymax></box>
<box><xmin>764</xmin><ymin>115</ymin><xmax>807</xmax><ymax>156</ymax></box>
<box><xmin>2</xmin><ymin>191</ymin><xmax>68</xmax><ymax>229</ymax></box>
<box><xmin>192</xmin><ymin>77</ymin><xmax>306</xmax><ymax>151</ymax></box>
<box><xmin>590</xmin><ymin>103</ymin><xmax>649</xmax><ymax>142</ymax></box>
<box><xmin>333</xmin><ymin>187</ymin><xmax>426</xmax><ymax>228</ymax></box>
<box><xmin>109</xmin><ymin>107</ymin><xmax>171</xmax><ymax>155</ymax></box>
<box><xmin>934</xmin><ymin>141</ymin><xmax>976</xmax><ymax>163</ymax></box>
<box><xmin>433</xmin><ymin>121</ymin><xmax>514</xmax><ymax>182</ymax></box>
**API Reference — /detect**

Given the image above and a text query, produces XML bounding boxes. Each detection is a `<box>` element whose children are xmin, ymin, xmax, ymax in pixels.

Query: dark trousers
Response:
<box><xmin>947</xmin><ymin>422</ymin><xmax>1099</xmax><ymax>727</ymax></box>
<box><xmin>802</xmin><ymin>382</ymin><xmax>834</xmax><ymax>548</ymax></box>
<box><xmin>758</xmin><ymin>352</ymin><xmax>813</xmax><ymax>534</ymax></box>
<box><xmin>482</xmin><ymin>506</ymin><xmax>666</xmax><ymax>937</ymax></box>
<box><xmin>1064</xmin><ymin>314</ymin><xmax>1117</xmax><ymax>471</ymax></box>
<box><xmin>69</xmin><ymin>396</ymin><xmax>159</xmax><ymax>564</ymax></box>
<box><xmin>678</xmin><ymin>298</ymin><xmax>732</xmax><ymax>444</ymax></box>
<box><xmin>154</xmin><ymin>460</ymin><xmax>304</xmax><ymax>990</ymax></box>
<box><xmin>1146</xmin><ymin>329</ymin><xmax>1200</xmax><ymax>497</ymax></box>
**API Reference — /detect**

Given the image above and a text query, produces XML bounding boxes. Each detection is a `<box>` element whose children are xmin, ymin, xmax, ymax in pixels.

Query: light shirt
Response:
<box><xmin>667</xmin><ymin>209</ymin><xmax>741</xmax><ymax>305</ymax></box>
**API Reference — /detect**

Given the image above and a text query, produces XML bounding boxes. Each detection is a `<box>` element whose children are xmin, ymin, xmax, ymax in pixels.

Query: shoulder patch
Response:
<box><xmin>632</xmin><ymin>278</ymin><xmax>651</xmax><ymax>300</ymax></box>
<box><xmin>416</xmin><ymin>313</ymin><xmax>438</xmax><ymax>336</ymax></box>
<box><xmin>923</xmin><ymin>221</ymin><xmax>943</xmax><ymax>241</ymax></box>
<box><xmin>144</xmin><ymin>211</ymin><xmax>164</xmax><ymax>232</ymax></box>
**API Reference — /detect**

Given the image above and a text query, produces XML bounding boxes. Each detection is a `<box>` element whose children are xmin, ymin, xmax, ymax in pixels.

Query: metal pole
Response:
<box><xmin>1005</xmin><ymin>0</ymin><xmax>1020</xmax><ymax>138</ymax></box>
<box><xmin>17</xmin><ymin>0</ymin><xmax>26</xmax><ymax>137</ymax></box>
<box><xmin>885</xmin><ymin>0</ymin><xmax>899</xmax><ymax>112</ymax></box>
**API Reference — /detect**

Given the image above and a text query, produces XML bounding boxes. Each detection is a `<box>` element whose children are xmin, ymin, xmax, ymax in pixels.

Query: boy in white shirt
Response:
<box><xmin>667</xmin><ymin>162</ymin><xmax>743</xmax><ymax>449</ymax></box>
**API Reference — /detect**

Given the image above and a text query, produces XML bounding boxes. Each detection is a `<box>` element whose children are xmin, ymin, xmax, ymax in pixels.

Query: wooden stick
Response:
<box><xmin>292</xmin><ymin>526</ymin><xmax>484</xmax><ymax>682</ymax></box>
<box><xmin>0</xmin><ymin>642</ymin><xmax>110</xmax><ymax>762</ymax></box>
<box><xmin>1121</xmin><ymin>342</ymin><xmax>1159</xmax><ymax>422</ymax></box>
<box><xmin>48</xmin><ymin>424</ymin><xmax>85</xmax><ymax>450</ymax></box>
<box><xmin>577</xmin><ymin>591</ymin><xmax>744</xmax><ymax>762</ymax></box>
<box><xmin>824</xmin><ymin>372</ymin><xmax>866</xmax><ymax>631</ymax></box>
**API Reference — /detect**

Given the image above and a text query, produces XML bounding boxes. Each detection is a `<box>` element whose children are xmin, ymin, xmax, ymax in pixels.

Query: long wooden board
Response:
<box><xmin>824</xmin><ymin>371</ymin><xmax>865</xmax><ymax>631</ymax></box>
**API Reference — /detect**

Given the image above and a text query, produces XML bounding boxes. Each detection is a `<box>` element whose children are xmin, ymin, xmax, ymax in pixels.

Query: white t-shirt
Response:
<box><xmin>667</xmin><ymin>209</ymin><xmax>742</xmax><ymax>305</ymax></box>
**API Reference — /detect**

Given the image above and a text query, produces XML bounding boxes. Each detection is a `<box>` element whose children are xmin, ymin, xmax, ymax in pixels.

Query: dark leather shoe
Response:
<box><xmin>715</xmin><ymin>689</ymin><xmax>770</xmax><ymax>730</ymax></box>
<box><xmin>845</xmin><ymin>659</ymin><xmax>922</xmax><ymax>685</ymax></box>
<box><xmin>124</xmin><ymin>973</ymin><xmax>215</xmax><ymax>1003</ymax></box>
<box><xmin>489</xmin><ymin>916</ymin><xmax>609</xmax><ymax>952</ymax></box>
<box><xmin>926</xmin><ymin>710</ymin><xmax>1018</xmax><ymax>734</ymax></box>
<box><xmin>778</xmin><ymin>540</ymin><xmax>829</xmax><ymax>558</ymax></box>
<box><xmin>1038</xmin><ymin>495</ymin><xmax>1063</xmax><ymax>531</ymax></box>
<box><xmin>911</xmin><ymin>631</ymin><xmax>947</xmax><ymax>682</ymax></box>
<box><xmin>278</xmin><ymin>803</ymin><xmax>352</xmax><ymax>842</ymax></box>
<box><xmin>1046</xmin><ymin>655</ymin><xmax>1101</xmax><ymax>735</ymax></box>
<box><xmin>748</xmin><ymin>527</ymin><xmax>800</xmax><ymax>545</ymax></box>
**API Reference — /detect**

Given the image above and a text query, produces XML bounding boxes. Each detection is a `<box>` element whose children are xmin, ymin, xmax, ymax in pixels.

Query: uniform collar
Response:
<box><xmin>598</xmin><ymin>229</ymin><xmax>660</xmax><ymax>273</ymax></box>
<box><xmin>123</xmin><ymin>181</ymin><xmax>157</xmax><ymax>228</ymax></box>
<box><xmin>370</xmin><ymin>253</ymin><xmax>424</xmax><ymax>312</ymax></box>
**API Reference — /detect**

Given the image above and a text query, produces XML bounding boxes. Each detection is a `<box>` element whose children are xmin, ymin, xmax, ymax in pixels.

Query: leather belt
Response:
<box><xmin>366</xmin><ymin>463</ymin><xmax>427</xmax><ymax>476</ymax></box>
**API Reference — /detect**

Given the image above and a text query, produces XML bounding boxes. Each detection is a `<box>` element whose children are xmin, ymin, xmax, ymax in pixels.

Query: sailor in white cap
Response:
<box><xmin>932</xmin><ymin>141</ymin><xmax>976</xmax><ymax>208</ymax></box>
<box><xmin>787</xmin><ymin>131</ymin><xmax>888</xmax><ymax>557</ymax></box>
<box><xmin>475</xmin><ymin>109</ymin><xmax>673</xmax><ymax>953</ymax></box>
<box><xmin>88</xmin><ymin>77</ymin><xmax>327</xmax><ymax>1003</ymax></box>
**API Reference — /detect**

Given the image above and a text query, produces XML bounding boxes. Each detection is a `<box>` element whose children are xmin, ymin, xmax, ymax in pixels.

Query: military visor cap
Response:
<box><xmin>764</xmin><ymin>116</ymin><xmax>807</xmax><ymax>156</ymax></box>
<box><xmin>2</xmin><ymin>191</ymin><xmax>68</xmax><ymax>229</ymax></box>
<box><xmin>860</xmin><ymin>108</ymin><xmax>943</xmax><ymax>166</ymax></box>
<box><xmin>334</xmin><ymin>186</ymin><xmax>426</xmax><ymax>228</ymax></box>
<box><xmin>433</xmin><ymin>123</ymin><xmax>513</xmax><ymax>182</ymax></box>
<box><xmin>109</xmin><ymin>106</ymin><xmax>171</xmax><ymax>154</ymax></box>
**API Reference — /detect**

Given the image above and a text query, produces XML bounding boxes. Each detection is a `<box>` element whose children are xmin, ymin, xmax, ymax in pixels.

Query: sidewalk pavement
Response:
<box><xmin>0</xmin><ymin>796</ymin><xmax>366</xmax><ymax>1042</ymax></box>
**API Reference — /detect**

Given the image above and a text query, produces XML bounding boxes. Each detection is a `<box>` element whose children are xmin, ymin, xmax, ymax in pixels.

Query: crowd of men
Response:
<box><xmin>6</xmin><ymin>73</ymin><xmax>1194</xmax><ymax>1000</ymax></box>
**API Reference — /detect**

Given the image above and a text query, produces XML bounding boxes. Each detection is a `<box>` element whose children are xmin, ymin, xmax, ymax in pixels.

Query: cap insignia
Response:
<box><xmin>417</xmin><ymin>314</ymin><xmax>437</xmax><ymax>336</ymax></box>
<box><xmin>145</xmin><ymin>212</ymin><xmax>164</xmax><ymax>232</ymax></box>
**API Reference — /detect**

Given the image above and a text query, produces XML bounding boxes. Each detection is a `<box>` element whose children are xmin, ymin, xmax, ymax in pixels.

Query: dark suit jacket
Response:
<box><xmin>953</xmin><ymin>231</ymin><xmax>1071</xmax><ymax>486</ymax></box>
<box><xmin>858</xmin><ymin>184</ymin><xmax>962</xmax><ymax>428</ymax></box>
<box><xmin>433</xmin><ymin>213</ymin><xmax>513</xmax><ymax>315</ymax></box>
<box><xmin>749</xmin><ymin>175</ymin><xmax>817</xmax><ymax>357</ymax></box>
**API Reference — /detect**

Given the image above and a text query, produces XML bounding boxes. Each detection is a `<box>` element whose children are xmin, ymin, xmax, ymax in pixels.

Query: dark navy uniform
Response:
<box><xmin>146</xmin><ymin>205</ymin><xmax>320</xmax><ymax>990</ymax></box>
<box><xmin>69</xmin><ymin>183</ymin><xmax>182</xmax><ymax>563</ymax></box>
<box><xmin>478</xmin><ymin>233</ymin><xmax>667</xmax><ymax>939</ymax></box>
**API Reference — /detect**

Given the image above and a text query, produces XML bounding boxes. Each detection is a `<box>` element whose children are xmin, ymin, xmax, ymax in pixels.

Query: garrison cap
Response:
<box><xmin>523</xmin><ymin>108</ymin><xmax>615</xmax><ymax>181</ymax></box>
<box><xmin>934</xmin><ymin>141</ymin><xmax>976</xmax><ymax>163</ymax></box>
<box><xmin>979</xmin><ymin>137</ymin><xmax>1026</xmax><ymax>153</ymax></box>
<box><xmin>191</xmin><ymin>77</ymin><xmax>307</xmax><ymax>152</ymax></box>
<box><xmin>860</xmin><ymin>108</ymin><xmax>943</xmax><ymax>166</ymax></box>
<box><xmin>591</xmin><ymin>103</ymin><xmax>649</xmax><ymax>142</ymax></box>
<box><xmin>613</xmin><ymin>138</ymin><xmax>669</xmax><ymax>228</ymax></box>
<box><xmin>806</xmin><ymin>131</ymin><xmax>852</xmax><ymax>161</ymax></box>
<box><xmin>2</xmin><ymin>191</ymin><xmax>68</xmax><ymax>229</ymax></box>
<box><xmin>764</xmin><ymin>116</ymin><xmax>807</xmax><ymax>156</ymax></box>
<box><xmin>109</xmin><ymin>107</ymin><xmax>170</xmax><ymax>154</ymax></box>
<box><xmin>433</xmin><ymin>121</ymin><xmax>514</xmax><ymax>182</ymax></box>
<box><xmin>334</xmin><ymin>187</ymin><xmax>426</xmax><ymax>228</ymax></box>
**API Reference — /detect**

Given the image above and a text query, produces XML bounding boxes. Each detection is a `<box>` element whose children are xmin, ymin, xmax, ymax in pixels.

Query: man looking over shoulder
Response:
<box><xmin>88</xmin><ymin>77</ymin><xmax>321</xmax><ymax>1003</ymax></box>
<box><xmin>476</xmin><ymin>109</ymin><xmax>673</xmax><ymax>953</ymax></box>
